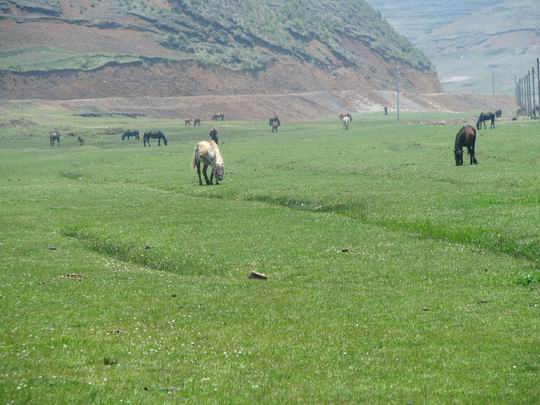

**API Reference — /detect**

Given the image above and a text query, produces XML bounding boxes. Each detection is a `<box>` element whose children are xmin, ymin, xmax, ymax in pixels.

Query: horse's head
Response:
<box><xmin>214</xmin><ymin>161</ymin><xmax>224</xmax><ymax>181</ymax></box>
<box><xmin>454</xmin><ymin>149</ymin><xmax>463</xmax><ymax>166</ymax></box>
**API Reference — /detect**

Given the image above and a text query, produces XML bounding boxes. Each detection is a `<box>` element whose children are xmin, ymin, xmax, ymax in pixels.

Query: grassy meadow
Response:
<box><xmin>0</xmin><ymin>105</ymin><xmax>539</xmax><ymax>403</ymax></box>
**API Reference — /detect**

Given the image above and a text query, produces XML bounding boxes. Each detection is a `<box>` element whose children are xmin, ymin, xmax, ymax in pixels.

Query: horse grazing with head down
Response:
<box><xmin>454</xmin><ymin>125</ymin><xmax>478</xmax><ymax>166</ymax></box>
<box><xmin>476</xmin><ymin>112</ymin><xmax>495</xmax><ymax>130</ymax></box>
<box><xmin>122</xmin><ymin>129</ymin><xmax>139</xmax><ymax>140</ymax></box>
<box><xmin>143</xmin><ymin>131</ymin><xmax>168</xmax><ymax>147</ymax></box>
<box><xmin>49</xmin><ymin>130</ymin><xmax>60</xmax><ymax>147</ymax></box>
<box><xmin>192</xmin><ymin>140</ymin><xmax>224</xmax><ymax>185</ymax></box>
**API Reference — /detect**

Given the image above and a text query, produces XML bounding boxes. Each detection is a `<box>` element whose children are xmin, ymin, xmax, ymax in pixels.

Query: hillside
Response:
<box><xmin>0</xmin><ymin>0</ymin><xmax>440</xmax><ymax>100</ymax></box>
<box><xmin>364</xmin><ymin>0</ymin><xmax>503</xmax><ymax>43</ymax></box>
<box><xmin>366</xmin><ymin>0</ymin><xmax>539</xmax><ymax>94</ymax></box>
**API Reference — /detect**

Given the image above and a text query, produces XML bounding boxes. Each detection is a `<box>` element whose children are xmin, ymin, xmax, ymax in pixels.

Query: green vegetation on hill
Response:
<box><xmin>0</xmin><ymin>0</ymin><xmax>433</xmax><ymax>73</ymax></box>
<box><xmin>0</xmin><ymin>47</ymin><xmax>142</xmax><ymax>72</ymax></box>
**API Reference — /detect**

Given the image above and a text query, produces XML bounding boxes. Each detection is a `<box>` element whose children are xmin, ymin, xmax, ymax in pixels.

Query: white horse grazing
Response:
<box><xmin>192</xmin><ymin>140</ymin><xmax>224</xmax><ymax>185</ymax></box>
<box><xmin>342</xmin><ymin>115</ymin><xmax>351</xmax><ymax>130</ymax></box>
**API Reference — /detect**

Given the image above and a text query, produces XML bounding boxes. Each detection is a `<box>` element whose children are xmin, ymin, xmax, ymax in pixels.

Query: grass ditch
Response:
<box><xmin>61</xmin><ymin>227</ymin><xmax>206</xmax><ymax>275</ymax></box>
<box><xmin>245</xmin><ymin>194</ymin><xmax>540</xmax><ymax>265</ymax></box>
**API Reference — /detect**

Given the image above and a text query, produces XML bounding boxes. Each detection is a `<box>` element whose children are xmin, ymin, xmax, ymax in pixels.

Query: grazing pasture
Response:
<box><xmin>0</xmin><ymin>106</ymin><xmax>539</xmax><ymax>403</ymax></box>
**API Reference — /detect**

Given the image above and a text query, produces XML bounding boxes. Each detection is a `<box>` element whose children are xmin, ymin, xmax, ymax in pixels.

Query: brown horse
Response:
<box><xmin>454</xmin><ymin>125</ymin><xmax>478</xmax><ymax>166</ymax></box>
<box><xmin>49</xmin><ymin>130</ymin><xmax>60</xmax><ymax>147</ymax></box>
<box><xmin>185</xmin><ymin>119</ymin><xmax>192</xmax><ymax>128</ymax></box>
<box><xmin>78</xmin><ymin>135</ymin><xmax>85</xmax><ymax>146</ymax></box>
<box><xmin>193</xmin><ymin>118</ymin><xmax>201</xmax><ymax>127</ymax></box>
<box><xmin>339</xmin><ymin>112</ymin><xmax>352</xmax><ymax>121</ymax></box>
<box><xmin>212</xmin><ymin>112</ymin><xmax>224</xmax><ymax>121</ymax></box>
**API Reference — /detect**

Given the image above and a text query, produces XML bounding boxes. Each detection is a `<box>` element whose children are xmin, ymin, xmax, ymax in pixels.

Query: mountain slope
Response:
<box><xmin>365</xmin><ymin>0</ymin><xmax>504</xmax><ymax>43</ymax></box>
<box><xmin>0</xmin><ymin>0</ymin><xmax>440</xmax><ymax>99</ymax></box>
<box><xmin>366</xmin><ymin>0</ymin><xmax>539</xmax><ymax>94</ymax></box>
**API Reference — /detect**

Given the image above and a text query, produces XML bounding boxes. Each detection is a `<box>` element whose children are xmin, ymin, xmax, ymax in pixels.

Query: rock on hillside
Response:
<box><xmin>0</xmin><ymin>0</ymin><xmax>440</xmax><ymax>99</ymax></box>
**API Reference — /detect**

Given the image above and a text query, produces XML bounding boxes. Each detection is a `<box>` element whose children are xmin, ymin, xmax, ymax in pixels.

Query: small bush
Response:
<box><xmin>515</xmin><ymin>273</ymin><xmax>540</xmax><ymax>287</ymax></box>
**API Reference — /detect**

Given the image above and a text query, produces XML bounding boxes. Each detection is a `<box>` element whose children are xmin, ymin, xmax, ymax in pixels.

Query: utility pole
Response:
<box><xmin>492</xmin><ymin>70</ymin><xmax>495</xmax><ymax>98</ymax></box>
<box><xmin>396</xmin><ymin>65</ymin><xmax>400</xmax><ymax>122</ymax></box>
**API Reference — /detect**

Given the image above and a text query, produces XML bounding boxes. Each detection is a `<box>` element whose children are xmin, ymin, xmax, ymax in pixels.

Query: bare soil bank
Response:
<box><xmin>2</xmin><ymin>91</ymin><xmax>516</xmax><ymax>121</ymax></box>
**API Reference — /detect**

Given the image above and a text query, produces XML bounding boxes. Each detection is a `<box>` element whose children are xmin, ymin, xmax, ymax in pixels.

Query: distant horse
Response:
<box><xmin>143</xmin><ymin>131</ymin><xmax>168</xmax><ymax>147</ymax></box>
<box><xmin>193</xmin><ymin>118</ymin><xmax>201</xmax><ymax>127</ymax></box>
<box><xmin>78</xmin><ymin>136</ymin><xmax>85</xmax><ymax>146</ymax></box>
<box><xmin>339</xmin><ymin>112</ymin><xmax>352</xmax><ymax>121</ymax></box>
<box><xmin>122</xmin><ymin>129</ymin><xmax>139</xmax><ymax>140</ymax></box>
<box><xmin>49</xmin><ymin>130</ymin><xmax>60</xmax><ymax>147</ymax></box>
<box><xmin>342</xmin><ymin>115</ymin><xmax>351</xmax><ymax>130</ymax></box>
<box><xmin>192</xmin><ymin>140</ymin><xmax>224</xmax><ymax>185</ymax></box>
<box><xmin>495</xmin><ymin>109</ymin><xmax>502</xmax><ymax>118</ymax></box>
<box><xmin>454</xmin><ymin>125</ymin><xmax>478</xmax><ymax>166</ymax></box>
<box><xmin>269</xmin><ymin>116</ymin><xmax>280</xmax><ymax>133</ymax></box>
<box><xmin>185</xmin><ymin>119</ymin><xmax>192</xmax><ymax>128</ymax></box>
<box><xmin>476</xmin><ymin>112</ymin><xmax>495</xmax><ymax>130</ymax></box>
<box><xmin>212</xmin><ymin>112</ymin><xmax>224</xmax><ymax>121</ymax></box>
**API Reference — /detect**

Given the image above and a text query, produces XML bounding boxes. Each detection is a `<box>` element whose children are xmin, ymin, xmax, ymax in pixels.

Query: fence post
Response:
<box><xmin>537</xmin><ymin>58</ymin><xmax>540</xmax><ymax>122</ymax></box>
<box><xmin>527</xmin><ymin>72</ymin><xmax>532</xmax><ymax>118</ymax></box>
<box><xmin>533</xmin><ymin>67</ymin><xmax>537</xmax><ymax>119</ymax></box>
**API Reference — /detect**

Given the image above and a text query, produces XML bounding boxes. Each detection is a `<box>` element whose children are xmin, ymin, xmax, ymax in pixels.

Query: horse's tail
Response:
<box><xmin>192</xmin><ymin>147</ymin><xmax>198</xmax><ymax>170</ymax></box>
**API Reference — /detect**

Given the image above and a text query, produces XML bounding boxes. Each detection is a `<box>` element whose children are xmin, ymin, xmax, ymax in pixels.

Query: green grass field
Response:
<box><xmin>0</xmin><ymin>106</ymin><xmax>539</xmax><ymax>403</ymax></box>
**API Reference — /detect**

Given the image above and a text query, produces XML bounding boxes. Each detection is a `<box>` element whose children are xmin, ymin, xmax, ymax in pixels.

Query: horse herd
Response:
<box><xmin>47</xmin><ymin>109</ymin><xmax>503</xmax><ymax>187</ymax></box>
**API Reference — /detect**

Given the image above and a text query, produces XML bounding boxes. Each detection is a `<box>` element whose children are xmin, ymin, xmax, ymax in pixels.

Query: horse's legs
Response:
<box><xmin>471</xmin><ymin>145</ymin><xmax>478</xmax><ymax>164</ymax></box>
<box><xmin>158</xmin><ymin>137</ymin><xmax>161</xmax><ymax>146</ymax></box>
<box><xmin>210</xmin><ymin>168</ymin><xmax>214</xmax><ymax>185</ymax></box>
<box><xmin>202</xmin><ymin>164</ymin><xmax>211</xmax><ymax>185</ymax></box>
<box><xmin>196</xmin><ymin>162</ymin><xmax>203</xmax><ymax>186</ymax></box>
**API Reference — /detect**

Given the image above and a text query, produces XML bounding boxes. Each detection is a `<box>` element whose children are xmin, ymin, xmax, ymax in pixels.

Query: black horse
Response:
<box><xmin>495</xmin><ymin>109</ymin><xmax>502</xmax><ymax>118</ymax></box>
<box><xmin>454</xmin><ymin>125</ymin><xmax>478</xmax><ymax>166</ymax></box>
<box><xmin>476</xmin><ymin>112</ymin><xmax>495</xmax><ymax>130</ymax></box>
<box><xmin>269</xmin><ymin>116</ymin><xmax>280</xmax><ymax>133</ymax></box>
<box><xmin>49</xmin><ymin>130</ymin><xmax>60</xmax><ymax>147</ymax></box>
<box><xmin>143</xmin><ymin>131</ymin><xmax>167</xmax><ymax>147</ymax></box>
<box><xmin>122</xmin><ymin>129</ymin><xmax>139</xmax><ymax>140</ymax></box>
